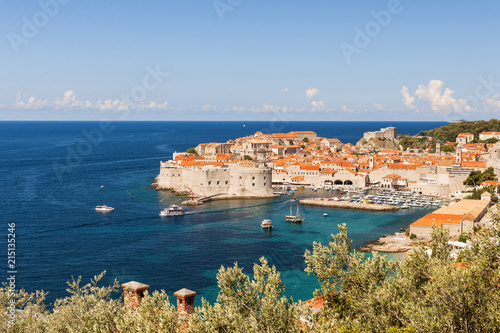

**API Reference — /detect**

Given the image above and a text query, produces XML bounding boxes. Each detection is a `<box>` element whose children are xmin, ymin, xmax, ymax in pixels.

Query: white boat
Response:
<box><xmin>95</xmin><ymin>205</ymin><xmax>114</xmax><ymax>212</ymax></box>
<box><xmin>159</xmin><ymin>205</ymin><xmax>185</xmax><ymax>217</ymax></box>
<box><xmin>323</xmin><ymin>213</ymin><xmax>328</xmax><ymax>217</ymax></box>
<box><xmin>261</xmin><ymin>219</ymin><xmax>273</xmax><ymax>230</ymax></box>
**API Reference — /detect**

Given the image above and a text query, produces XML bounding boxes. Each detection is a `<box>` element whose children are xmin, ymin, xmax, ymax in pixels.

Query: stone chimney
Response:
<box><xmin>122</xmin><ymin>281</ymin><xmax>150</xmax><ymax>311</ymax></box>
<box><xmin>174</xmin><ymin>288</ymin><xmax>197</xmax><ymax>315</ymax></box>
<box><xmin>481</xmin><ymin>191</ymin><xmax>492</xmax><ymax>202</ymax></box>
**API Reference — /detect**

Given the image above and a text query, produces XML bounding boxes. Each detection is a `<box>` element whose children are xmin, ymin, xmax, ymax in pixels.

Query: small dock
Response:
<box><xmin>300</xmin><ymin>198</ymin><xmax>399</xmax><ymax>211</ymax></box>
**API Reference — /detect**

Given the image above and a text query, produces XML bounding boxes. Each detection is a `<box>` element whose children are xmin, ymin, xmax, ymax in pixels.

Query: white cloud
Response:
<box><xmin>401</xmin><ymin>80</ymin><xmax>471</xmax><ymax>114</ymax></box>
<box><xmin>9</xmin><ymin>90</ymin><xmax>169</xmax><ymax>111</ymax></box>
<box><xmin>282</xmin><ymin>88</ymin><xmax>289</xmax><ymax>93</ymax></box>
<box><xmin>484</xmin><ymin>94</ymin><xmax>500</xmax><ymax>111</ymax></box>
<box><xmin>95</xmin><ymin>99</ymin><xmax>129</xmax><ymax>111</ymax></box>
<box><xmin>202</xmin><ymin>105</ymin><xmax>216</xmax><ymax>111</ymax></box>
<box><xmin>342</xmin><ymin>105</ymin><xmax>356</xmax><ymax>113</ymax></box>
<box><xmin>232</xmin><ymin>106</ymin><xmax>247</xmax><ymax>112</ymax></box>
<box><xmin>374</xmin><ymin>102</ymin><xmax>384</xmax><ymax>110</ymax></box>
<box><xmin>305</xmin><ymin>87</ymin><xmax>320</xmax><ymax>99</ymax></box>
<box><xmin>14</xmin><ymin>91</ymin><xmax>48</xmax><ymax>109</ymax></box>
<box><xmin>311</xmin><ymin>100</ymin><xmax>326</xmax><ymax>112</ymax></box>
<box><xmin>400</xmin><ymin>86</ymin><xmax>416</xmax><ymax>110</ymax></box>
<box><xmin>137</xmin><ymin>101</ymin><xmax>169</xmax><ymax>110</ymax></box>
<box><xmin>54</xmin><ymin>90</ymin><xmax>83</xmax><ymax>108</ymax></box>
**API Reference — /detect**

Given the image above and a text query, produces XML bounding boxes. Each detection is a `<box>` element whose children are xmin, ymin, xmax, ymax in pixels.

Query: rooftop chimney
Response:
<box><xmin>122</xmin><ymin>281</ymin><xmax>150</xmax><ymax>311</ymax></box>
<box><xmin>174</xmin><ymin>288</ymin><xmax>197</xmax><ymax>315</ymax></box>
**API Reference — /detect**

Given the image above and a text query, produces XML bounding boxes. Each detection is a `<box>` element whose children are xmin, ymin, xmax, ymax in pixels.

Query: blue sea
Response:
<box><xmin>0</xmin><ymin>121</ymin><xmax>446</xmax><ymax>306</ymax></box>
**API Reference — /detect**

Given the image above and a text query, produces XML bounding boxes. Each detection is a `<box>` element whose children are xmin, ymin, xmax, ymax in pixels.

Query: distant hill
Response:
<box><xmin>418</xmin><ymin>119</ymin><xmax>500</xmax><ymax>142</ymax></box>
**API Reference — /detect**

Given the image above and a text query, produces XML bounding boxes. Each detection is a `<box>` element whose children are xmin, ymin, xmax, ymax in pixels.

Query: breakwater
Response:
<box><xmin>300</xmin><ymin>198</ymin><xmax>399</xmax><ymax>211</ymax></box>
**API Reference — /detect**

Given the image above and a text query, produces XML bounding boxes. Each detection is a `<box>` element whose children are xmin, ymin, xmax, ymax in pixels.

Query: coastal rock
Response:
<box><xmin>359</xmin><ymin>232</ymin><xmax>416</xmax><ymax>253</ymax></box>
<box><xmin>181</xmin><ymin>200</ymin><xmax>204</xmax><ymax>206</ymax></box>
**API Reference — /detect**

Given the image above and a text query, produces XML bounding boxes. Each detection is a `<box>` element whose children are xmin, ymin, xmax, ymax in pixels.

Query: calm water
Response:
<box><xmin>0</xmin><ymin>121</ymin><xmax>445</xmax><ymax>305</ymax></box>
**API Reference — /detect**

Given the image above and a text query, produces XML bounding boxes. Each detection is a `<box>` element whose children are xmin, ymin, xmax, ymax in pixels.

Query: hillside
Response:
<box><xmin>418</xmin><ymin>118</ymin><xmax>500</xmax><ymax>142</ymax></box>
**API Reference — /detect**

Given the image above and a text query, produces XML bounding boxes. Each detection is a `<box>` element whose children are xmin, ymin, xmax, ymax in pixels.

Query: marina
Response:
<box><xmin>300</xmin><ymin>189</ymin><xmax>448</xmax><ymax>211</ymax></box>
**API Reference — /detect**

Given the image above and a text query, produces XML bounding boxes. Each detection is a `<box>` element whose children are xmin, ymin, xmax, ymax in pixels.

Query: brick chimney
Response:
<box><xmin>174</xmin><ymin>288</ymin><xmax>197</xmax><ymax>315</ymax></box>
<box><xmin>121</xmin><ymin>281</ymin><xmax>150</xmax><ymax>311</ymax></box>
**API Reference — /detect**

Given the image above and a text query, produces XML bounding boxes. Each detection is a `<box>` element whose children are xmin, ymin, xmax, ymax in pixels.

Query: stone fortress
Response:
<box><xmin>154</xmin><ymin>162</ymin><xmax>274</xmax><ymax>198</ymax></box>
<box><xmin>363</xmin><ymin>127</ymin><xmax>397</xmax><ymax>141</ymax></box>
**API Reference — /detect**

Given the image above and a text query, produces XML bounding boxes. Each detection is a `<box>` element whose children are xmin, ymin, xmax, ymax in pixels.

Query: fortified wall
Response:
<box><xmin>154</xmin><ymin>162</ymin><xmax>274</xmax><ymax>197</ymax></box>
<box><xmin>363</xmin><ymin>127</ymin><xmax>397</xmax><ymax>141</ymax></box>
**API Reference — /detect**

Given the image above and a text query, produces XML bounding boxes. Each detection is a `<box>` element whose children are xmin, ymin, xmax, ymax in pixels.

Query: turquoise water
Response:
<box><xmin>0</xmin><ymin>121</ymin><xmax>440</xmax><ymax>305</ymax></box>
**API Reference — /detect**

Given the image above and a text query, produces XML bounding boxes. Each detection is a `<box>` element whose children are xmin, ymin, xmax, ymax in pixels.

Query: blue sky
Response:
<box><xmin>1</xmin><ymin>0</ymin><xmax>500</xmax><ymax>121</ymax></box>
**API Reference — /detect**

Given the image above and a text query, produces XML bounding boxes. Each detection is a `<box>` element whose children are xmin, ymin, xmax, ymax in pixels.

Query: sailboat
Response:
<box><xmin>285</xmin><ymin>203</ymin><xmax>304</xmax><ymax>223</ymax></box>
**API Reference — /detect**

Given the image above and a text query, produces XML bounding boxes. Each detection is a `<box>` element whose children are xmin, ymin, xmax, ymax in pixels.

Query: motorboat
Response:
<box><xmin>95</xmin><ymin>205</ymin><xmax>114</xmax><ymax>212</ymax></box>
<box><xmin>160</xmin><ymin>205</ymin><xmax>185</xmax><ymax>217</ymax></box>
<box><xmin>261</xmin><ymin>219</ymin><xmax>273</xmax><ymax>230</ymax></box>
<box><xmin>323</xmin><ymin>213</ymin><xmax>328</xmax><ymax>217</ymax></box>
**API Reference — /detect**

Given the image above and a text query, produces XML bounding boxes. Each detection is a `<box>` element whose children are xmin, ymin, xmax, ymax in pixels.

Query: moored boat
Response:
<box><xmin>95</xmin><ymin>205</ymin><xmax>114</xmax><ymax>212</ymax></box>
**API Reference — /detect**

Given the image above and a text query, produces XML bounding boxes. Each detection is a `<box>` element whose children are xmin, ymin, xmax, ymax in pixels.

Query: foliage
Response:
<box><xmin>409</xmin><ymin>233</ymin><xmax>416</xmax><ymax>240</ymax></box>
<box><xmin>398</xmin><ymin>135</ymin><xmax>429</xmax><ymax>151</ymax></box>
<box><xmin>188</xmin><ymin>257</ymin><xmax>306</xmax><ymax>332</ymax></box>
<box><xmin>441</xmin><ymin>144</ymin><xmax>456</xmax><ymax>153</ymax></box>
<box><xmin>458</xmin><ymin>232</ymin><xmax>470</xmax><ymax>243</ymax></box>
<box><xmin>463</xmin><ymin>168</ymin><xmax>497</xmax><ymax>187</ymax></box>
<box><xmin>244</xmin><ymin>155</ymin><xmax>253</xmax><ymax>160</ymax></box>
<box><xmin>3</xmin><ymin>217</ymin><xmax>500</xmax><ymax>332</ymax></box>
<box><xmin>186</xmin><ymin>148</ymin><xmax>197</xmax><ymax>155</ymax></box>
<box><xmin>463</xmin><ymin>170</ymin><xmax>483</xmax><ymax>186</ymax></box>
<box><xmin>465</xmin><ymin>186</ymin><xmax>496</xmax><ymax>200</ymax></box>
<box><xmin>418</xmin><ymin>118</ymin><xmax>500</xmax><ymax>142</ymax></box>
<box><xmin>302</xmin><ymin>137</ymin><xmax>309</xmax><ymax>143</ymax></box>
<box><xmin>289</xmin><ymin>139</ymin><xmax>294</xmax><ymax>145</ymax></box>
<box><xmin>482</xmin><ymin>167</ymin><xmax>498</xmax><ymax>181</ymax></box>
<box><xmin>300</xmin><ymin>145</ymin><xmax>306</xmax><ymax>149</ymax></box>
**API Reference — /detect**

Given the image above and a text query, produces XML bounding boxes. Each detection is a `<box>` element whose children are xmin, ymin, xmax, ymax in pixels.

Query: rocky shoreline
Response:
<box><xmin>300</xmin><ymin>198</ymin><xmax>399</xmax><ymax>211</ymax></box>
<box><xmin>359</xmin><ymin>232</ymin><xmax>417</xmax><ymax>253</ymax></box>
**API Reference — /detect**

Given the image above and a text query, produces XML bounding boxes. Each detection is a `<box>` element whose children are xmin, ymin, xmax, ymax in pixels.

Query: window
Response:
<box><xmin>253</xmin><ymin>183</ymin><xmax>255</xmax><ymax>186</ymax></box>
<box><xmin>252</xmin><ymin>177</ymin><xmax>255</xmax><ymax>180</ymax></box>
<box><xmin>208</xmin><ymin>181</ymin><xmax>211</xmax><ymax>185</ymax></box>
<box><xmin>217</xmin><ymin>181</ymin><xmax>220</xmax><ymax>185</ymax></box>
<box><xmin>225</xmin><ymin>181</ymin><xmax>228</xmax><ymax>185</ymax></box>
<box><xmin>264</xmin><ymin>183</ymin><xmax>266</xmax><ymax>186</ymax></box>
<box><xmin>264</xmin><ymin>177</ymin><xmax>266</xmax><ymax>180</ymax></box>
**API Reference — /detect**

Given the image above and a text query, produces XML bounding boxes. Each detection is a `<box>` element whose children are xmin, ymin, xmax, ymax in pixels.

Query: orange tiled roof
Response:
<box><xmin>461</xmin><ymin>161</ymin><xmax>487</xmax><ymax>168</ymax></box>
<box><xmin>411</xmin><ymin>213</ymin><xmax>465</xmax><ymax>227</ymax></box>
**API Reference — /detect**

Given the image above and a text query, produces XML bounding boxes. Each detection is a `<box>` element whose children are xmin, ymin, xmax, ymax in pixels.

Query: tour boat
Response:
<box><xmin>261</xmin><ymin>219</ymin><xmax>273</xmax><ymax>230</ymax></box>
<box><xmin>285</xmin><ymin>204</ymin><xmax>304</xmax><ymax>223</ymax></box>
<box><xmin>95</xmin><ymin>205</ymin><xmax>114</xmax><ymax>212</ymax></box>
<box><xmin>159</xmin><ymin>205</ymin><xmax>185</xmax><ymax>217</ymax></box>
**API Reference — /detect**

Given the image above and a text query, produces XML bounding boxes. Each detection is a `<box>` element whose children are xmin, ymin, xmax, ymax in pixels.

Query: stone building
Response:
<box><xmin>154</xmin><ymin>162</ymin><xmax>274</xmax><ymax>197</ymax></box>
<box><xmin>409</xmin><ymin>198</ymin><xmax>490</xmax><ymax>238</ymax></box>
<box><xmin>363</xmin><ymin>127</ymin><xmax>397</xmax><ymax>141</ymax></box>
